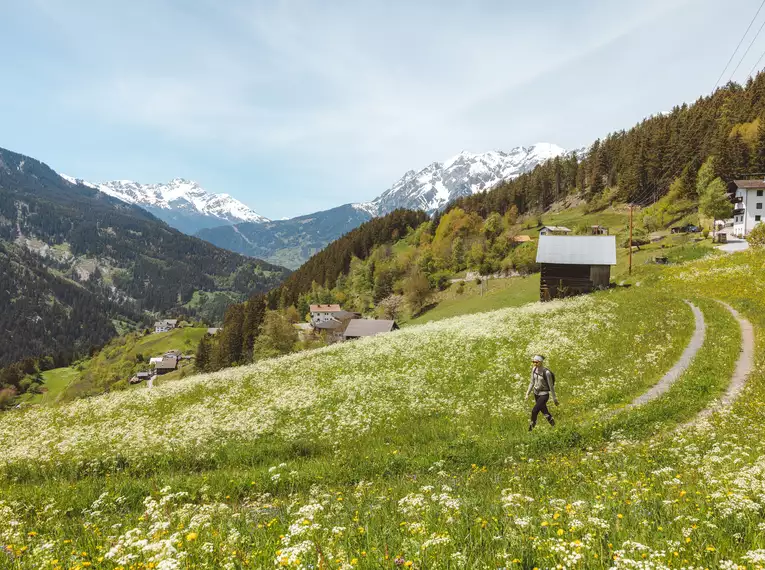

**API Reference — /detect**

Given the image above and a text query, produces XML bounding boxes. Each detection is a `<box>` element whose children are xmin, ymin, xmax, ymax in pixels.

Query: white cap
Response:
<box><xmin>532</xmin><ymin>355</ymin><xmax>544</xmax><ymax>362</ymax></box>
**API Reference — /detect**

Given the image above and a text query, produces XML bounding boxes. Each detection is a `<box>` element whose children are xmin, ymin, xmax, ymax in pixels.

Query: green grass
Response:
<box><xmin>57</xmin><ymin>327</ymin><xmax>207</xmax><ymax>400</ymax></box>
<box><xmin>1</xmin><ymin>253</ymin><xmax>764</xmax><ymax>568</ymax></box>
<box><xmin>20</xmin><ymin>367</ymin><xmax>79</xmax><ymax>405</ymax></box>
<box><xmin>521</xmin><ymin>205</ymin><xmax>630</xmax><ymax>236</ymax></box>
<box><xmin>403</xmin><ymin>274</ymin><xmax>540</xmax><ymax>326</ymax></box>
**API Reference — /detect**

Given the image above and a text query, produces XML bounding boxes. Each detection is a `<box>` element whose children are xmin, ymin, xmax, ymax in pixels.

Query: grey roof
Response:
<box><xmin>540</xmin><ymin>226</ymin><xmax>572</xmax><ymax>232</ymax></box>
<box><xmin>343</xmin><ymin>319</ymin><xmax>397</xmax><ymax>338</ymax></box>
<box><xmin>154</xmin><ymin>356</ymin><xmax>178</xmax><ymax>370</ymax></box>
<box><xmin>536</xmin><ymin>235</ymin><xmax>617</xmax><ymax>265</ymax></box>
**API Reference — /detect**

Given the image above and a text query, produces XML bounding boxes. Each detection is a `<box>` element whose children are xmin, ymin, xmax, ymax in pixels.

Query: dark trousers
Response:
<box><xmin>530</xmin><ymin>393</ymin><xmax>554</xmax><ymax>426</ymax></box>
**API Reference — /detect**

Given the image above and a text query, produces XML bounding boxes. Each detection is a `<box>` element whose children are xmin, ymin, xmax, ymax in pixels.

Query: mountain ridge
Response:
<box><xmin>60</xmin><ymin>175</ymin><xmax>269</xmax><ymax>234</ymax></box>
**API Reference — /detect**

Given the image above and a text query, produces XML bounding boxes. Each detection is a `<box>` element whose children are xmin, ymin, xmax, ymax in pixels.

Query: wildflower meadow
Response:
<box><xmin>1</xmin><ymin>251</ymin><xmax>765</xmax><ymax>569</ymax></box>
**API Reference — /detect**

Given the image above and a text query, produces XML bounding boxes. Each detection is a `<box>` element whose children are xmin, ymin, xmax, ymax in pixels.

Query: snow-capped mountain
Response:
<box><xmin>60</xmin><ymin>175</ymin><xmax>268</xmax><ymax>234</ymax></box>
<box><xmin>362</xmin><ymin>143</ymin><xmax>567</xmax><ymax>215</ymax></box>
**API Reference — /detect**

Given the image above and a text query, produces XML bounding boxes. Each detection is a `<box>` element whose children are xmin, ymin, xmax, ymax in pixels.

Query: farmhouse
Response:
<box><xmin>590</xmin><ymin>225</ymin><xmax>609</xmax><ymax>235</ymax></box>
<box><xmin>536</xmin><ymin>235</ymin><xmax>616</xmax><ymax>301</ymax></box>
<box><xmin>154</xmin><ymin>319</ymin><xmax>178</xmax><ymax>333</ymax></box>
<box><xmin>539</xmin><ymin>226</ymin><xmax>571</xmax><ymax>236</ymax></box>
<box><xmin>311</xmin><ymin>310</ymin><xmax>361</xmax><ymax>343</ymax></box>
<box><xmin>207</xmin><ymin>327</ymin><xmax>221</xmax><ymax>336</ymax></box>
<box><xmin>731</xmin><ymin>179</ymin><xmax>765</xmax><ymax>237</ymax></box>
<box><xmin>309</xmin><ymin>304</ymin><xmax>343</xmax><ymax>325</ymax></box>
<box><xmin>343</xmin><ymin>319</ymin><xmax>398</xmax><ymax>340</ymax></box>
<box><xmin>153</xmin><ymin>356</ymin><xmax>178</xmax><ymax>375</ymax></box>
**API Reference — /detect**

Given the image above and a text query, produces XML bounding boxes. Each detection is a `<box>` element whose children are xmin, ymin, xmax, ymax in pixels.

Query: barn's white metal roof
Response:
<box><xmin>536</xmin><ymin>235</ymin><xmax>617</xmax><ymax>265</ymax></box>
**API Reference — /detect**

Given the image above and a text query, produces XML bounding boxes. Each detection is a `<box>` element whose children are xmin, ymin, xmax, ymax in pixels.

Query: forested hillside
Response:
<box><xmin>0</xmin><ymin>146</ymin><xmax>289</xmax><ymax>377</ymax></box>
<box><xmin>453</xmin><ymin>74</ymin><xmax>765</xmax><ymax>217</ymax></box>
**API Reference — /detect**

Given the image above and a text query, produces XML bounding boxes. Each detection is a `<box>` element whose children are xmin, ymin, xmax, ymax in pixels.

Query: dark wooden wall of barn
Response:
<box><xmin>540</xmin><ymin>263</ymin><xmax>611</xmax><ymax>301</ymax></box>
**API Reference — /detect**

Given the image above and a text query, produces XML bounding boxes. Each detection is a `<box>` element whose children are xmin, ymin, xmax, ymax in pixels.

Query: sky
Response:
<box><xmin>2</xmin><ymin>0</ymin><xmax>765</xmax><ymax>219</ymax></box>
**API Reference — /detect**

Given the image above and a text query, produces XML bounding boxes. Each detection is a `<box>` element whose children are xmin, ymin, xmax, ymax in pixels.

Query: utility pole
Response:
<box><xmin>628</xmin><ymin>205</ymin><xmax>633</xmax><ymax>276</ymax></box>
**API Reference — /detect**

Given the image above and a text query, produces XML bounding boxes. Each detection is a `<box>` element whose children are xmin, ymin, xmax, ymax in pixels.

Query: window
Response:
<box><xmin>758</xmin><ymin>203</ymin><xmax>763</xmax><ymax>209</ymax></box>
<box><xmin>757</xmin><ymin>215</ymin><xmax>762</xmax><ymax>222</ymax></box>
<box><xmin>759</xmin><ymin>190</ymin><xmax>764</xmax><ymax>196</ymax></box>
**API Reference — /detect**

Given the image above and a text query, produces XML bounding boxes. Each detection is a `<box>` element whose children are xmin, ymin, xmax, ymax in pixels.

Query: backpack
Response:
<box><xmin>545</xmin><ymin>367</ymin><xmax>556</xmax><ymax>387</ymax></box>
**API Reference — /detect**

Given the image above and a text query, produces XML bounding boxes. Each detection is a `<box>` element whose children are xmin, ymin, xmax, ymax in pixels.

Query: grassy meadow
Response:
<box><xmin>1</xmin><ymin>250</ymin><xmax>765</xmax><ymax>569</ymax></box>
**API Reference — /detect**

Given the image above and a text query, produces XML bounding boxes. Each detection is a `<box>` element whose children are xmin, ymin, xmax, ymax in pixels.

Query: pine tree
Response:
<box><xmin>242</xmin><ymin>294</ymin><xmax>266</xmax><ymax>361</ymax></box>
<box><xmin>195</xmin><ymin>335</ymin><xmax>211</xmax><ymax>372</ymax></box>
<box><xmin>221</xmin><ymin>304</ymin><xmax>245</xmax><ymax>366</ymax></box>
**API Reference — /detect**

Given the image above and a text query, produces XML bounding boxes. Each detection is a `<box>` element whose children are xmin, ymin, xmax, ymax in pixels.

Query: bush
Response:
<box><xmin>511</xmin><ymin>242</ymin><xmax>539</xmax><ymax>275</ymax></box>
<box><xmin>747</xmin><ymin>223</ymin><xmax>765</xmax><ymax>248</ymax></box>
<box><xmin>427</xmin><ymin>271</ymin><xmax>451</xmax><ymax>292</ymax></box>
<box><xmin>456</xmin><ymin>282</ymin><xmax>465</xmax><ymax>295</ymax></box>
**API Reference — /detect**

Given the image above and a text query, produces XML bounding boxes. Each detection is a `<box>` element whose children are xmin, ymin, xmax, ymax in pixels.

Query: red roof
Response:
<box><xmin>310</xmin><ymin>304</ymin><xmax>342</xmax><ymax>312</ymax></box>
<box><xmin>734</xmin><ymin>179</ymin><xmax>765</xmax><ymax>189</ymax></box>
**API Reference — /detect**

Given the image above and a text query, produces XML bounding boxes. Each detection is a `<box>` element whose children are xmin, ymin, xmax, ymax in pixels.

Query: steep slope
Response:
<box><xmin>368</xmin><ymin>143</ymin><xmax>567</xmax><ymax>215</ymax></box>
<box><xmin>61</xmin><ymin>176</ymin><xmax>269</xmax><ymax>234</ymax></box>
<box><xmin>0</xmin><ymin>146</ymin><xmax>290</xmax><ymax>367</ymax></box>
<box><xmin>197</xmin><ymin>203</ymin><xmax>374</xmax><ymax>269</ymax></box>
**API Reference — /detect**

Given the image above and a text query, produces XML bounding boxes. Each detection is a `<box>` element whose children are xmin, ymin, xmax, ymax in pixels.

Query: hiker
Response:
<box><xmin>525</xmin><ymin>355</ymin><xmax>558</xmax><ymax>431</ymax></box>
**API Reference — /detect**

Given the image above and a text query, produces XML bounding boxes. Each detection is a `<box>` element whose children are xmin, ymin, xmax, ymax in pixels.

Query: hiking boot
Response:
<box><xmin>528</xmin><ymin>422</ymin><xmax>535</xmax><ymax>432</ymax></box>
<box><xmin>546</xmin><ymin>416</ymin><xmax>556</xmax><ymax>427</ymax></box>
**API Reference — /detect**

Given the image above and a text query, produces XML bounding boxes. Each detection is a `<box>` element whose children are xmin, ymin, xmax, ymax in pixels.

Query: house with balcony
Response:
<box><xmin>732</xmin><ymin>180</ymin><xmax>765</xmax><ymax>237</ymax></box>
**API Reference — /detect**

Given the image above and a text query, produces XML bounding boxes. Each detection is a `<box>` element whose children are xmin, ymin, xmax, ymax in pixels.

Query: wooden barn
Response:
<box><xmin>536</xmin><ymin>235</ymin><xmax>616</xmax><ymax>301</ymax></box>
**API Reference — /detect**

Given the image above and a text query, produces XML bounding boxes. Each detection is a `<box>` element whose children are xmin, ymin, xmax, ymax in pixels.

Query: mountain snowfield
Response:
<box><xmin>60</xmin><ymin>175</ymin><xmax>269</xmax><ymax>233</ymax></box>
<box><xmin>363</xmin><ymin>143</ymin><xmax>567</xmax><ymax>215</ymax></box>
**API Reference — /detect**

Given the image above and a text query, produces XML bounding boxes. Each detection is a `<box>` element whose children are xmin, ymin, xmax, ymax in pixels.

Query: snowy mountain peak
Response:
<box><xmin>366</xmin><ymin>142</ymin><xmax>567</xmax><ymax>216</ymax></box>
<box><xmin>59</xmin><ymin>174</ymin><xmax>269</xmax><ymax>233</ymax></box>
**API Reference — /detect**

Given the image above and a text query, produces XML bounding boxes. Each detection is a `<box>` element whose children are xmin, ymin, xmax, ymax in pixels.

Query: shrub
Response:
<box><xmin>747</xmin><ymin>223</ymin><xmax>765</xmax><ymax>248</ymax></box>
<box><xmin>511</xmin><ymin>242</ymin><xmax>539</xmax><ymax>275</ymax></box>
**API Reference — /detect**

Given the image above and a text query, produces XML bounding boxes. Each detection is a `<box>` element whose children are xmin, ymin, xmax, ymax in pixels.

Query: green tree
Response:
<box><xmin>195</xmin><ymin>335</ymin><xmax>211</xmax><ymax>372</ymax></box>
<box><xmin>242</xmin><ymin>293</ymin><xmax>266</xmax><ymax>360</ymax></box>
<box><xmin>450</xmin><ymin>237</ymin><xmax>465</xmax><ymax>271</ymax></box>
<box><xmin>253</xmin><ymin>311</ymin><xmax>298</xmax><ymax>359</ymax></box>
<box><xmin>403</xmin><ymin>271</ymin><xmax>432</xmax><ymax>316</ymax></box>
<box><xmin>696</xmin><ymin>156</ymin><xmax>716</xmax><ymax>196</ymax></box>
<box><xmin>699</xmin><ymin>177</ymin><xmax>733</xmax><ymax>233</ymax></box>
<box><xmin>221</xmin><ymin>303</ymin><xmax>245</xmax><ymax>366</ymax></box>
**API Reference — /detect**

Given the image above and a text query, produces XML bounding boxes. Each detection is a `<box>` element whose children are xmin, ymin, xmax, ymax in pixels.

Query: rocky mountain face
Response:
<box><xmin>363</xmin><ymin>143</ymin><xmax>567</xmax><ymax>216</ymax></box>
<box><xmin>60</xmin><ymin>176</ymin><xmax>268</xmax><ymax>234</ymax></box>
<box><xmin>197</xmin><ymin>203</ymin><xmax>374</xmax><ymax>270</ymax></box>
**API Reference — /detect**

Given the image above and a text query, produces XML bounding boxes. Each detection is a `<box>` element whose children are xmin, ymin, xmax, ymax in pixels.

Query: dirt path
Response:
<box><xmin>691</xmin><ymin>302</ymin><xmax>754</xmax><ymax>422</ymax></box>
<box><xmin>624</xmin><ymin>301</ymin><xmax>706</xmax><ymax>409</ymax></box>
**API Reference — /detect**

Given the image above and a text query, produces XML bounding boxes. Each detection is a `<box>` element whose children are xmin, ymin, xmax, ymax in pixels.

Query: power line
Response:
<box><xmin>729</xmin><ymin>8</ymin><xmax>765</xmax><ymax>81</ymax></box>
<box><xmin>715</xmin><ymin>0</ymin><xmax>765</xmax><ymax>88</ymax></box>
<box><xmin>748</xmin><ymin>44</ymin><xmax>765</xmax><ymax>77</ymax></box>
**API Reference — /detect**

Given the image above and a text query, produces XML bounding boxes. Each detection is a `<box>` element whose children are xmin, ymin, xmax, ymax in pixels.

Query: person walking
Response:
<box><xmin>525</xmin><ymin>355</ymin><xmax>558</xmax><ymax>431</ymax></box>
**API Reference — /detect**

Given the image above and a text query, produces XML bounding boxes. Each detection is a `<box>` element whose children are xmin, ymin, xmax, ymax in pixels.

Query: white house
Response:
<box><xmin>309</xmin><ymin>304</ymin><xmax>343</xmax><ymax>325</ymax></box>
<box><xmin>732</xmin><ymin>180</ymin><xmax>765</xmax><ymax>237</ymax></box>
<box><xmin>154</xmin><ymin>319</ymin><xmax>178</xmax><ymax>333</ymax></box>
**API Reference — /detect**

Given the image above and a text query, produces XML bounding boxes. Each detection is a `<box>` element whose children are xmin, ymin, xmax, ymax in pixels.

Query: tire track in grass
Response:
<box><xmin>685</xmin><ymin>301</ymin><xmax>754</xmax><ymax>425</ymax></box>
<box><xmin>623</xmin><ymin>300</ymin><xmax>706</xmax><ymax>410</ymax></box>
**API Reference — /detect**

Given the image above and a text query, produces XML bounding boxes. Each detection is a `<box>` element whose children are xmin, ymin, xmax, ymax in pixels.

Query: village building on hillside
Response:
<box><xmin>536</xmin><ymin>235</ymin><xmax>616</xmax><ymax>301</ymax></box>
<box><xmin>309</xmin><ymin>304</ymin><xmax>344</xmax><ymax>325</ymax></box>
<box><xmin>207</xmin><ymin>327</ymin><xmax>221</xmax><ymax>336</ymax></box>
<box><xmin>539</xmin><ymin>226</ymin><xmax>572</xmax><ymax>236</ymax></box>
<box><xmin>154</xmin><ymin>319</ymin><xmax>178</xmax><ymax>333</ymax></box>
<box><xmin>153</xmin><ymin>356</ymin><xmax>178</xmax><ymax>375</ymax></box>
<box><xmin>129</xmin><ymin>371</ymin><xmax>152</xmax><ymax>384</ymax></box>
<box><xmin>732</xmin><ymin>179</ymin><xmax>765</xmax><ymax>237</ymax></box>
<box><xmin>311</xmin><ymin>310</ymin><xmax>361</xmax><ymax>343</ymax></box>
<box><xmin>590</xmin><ymin>225</ymin><xmax>609</xmax><ymax>235</ymax></box>
<box><xmin>343</xmin><ymin>319</ymin><xmax>399</xmax><ymax>341</ymax></box>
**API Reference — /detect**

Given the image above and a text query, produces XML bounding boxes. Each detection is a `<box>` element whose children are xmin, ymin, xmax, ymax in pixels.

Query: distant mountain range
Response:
<box><xmin>365</xmin><ymin>143</ymin><xmax>567</xmax><ymax>216</ymax></box>
<box><xmin>60</xmin><ymin>176</ymin><xmax>268</xmax><ymax>234</ymax></box>
<box><xmin>61</xmin><ymin>143</ymin><xmax>568</xmax><ymax>268</ymax></box>
<box><xmin>197</xmin><ymin>143</ymin><xmax>568</xmax><ymax>268</ymax></box>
